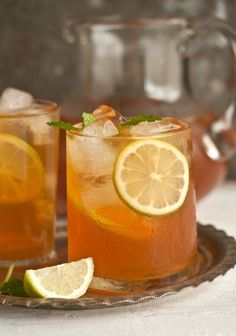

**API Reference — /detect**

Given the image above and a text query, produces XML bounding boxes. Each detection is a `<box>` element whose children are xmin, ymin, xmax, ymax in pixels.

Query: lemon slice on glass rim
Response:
<box><xmin>113</xmin><ymin>139</ymin><xmax>189</xmax><ymax>216</ymax></box>
<box><xmin>0</xmin><ymin>133</ymin><xmax>44</xmax><ymax>203</ymax></box>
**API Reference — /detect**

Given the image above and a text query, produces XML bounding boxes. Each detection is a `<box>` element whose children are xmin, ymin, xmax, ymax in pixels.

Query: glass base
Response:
<box><xmin>0</xmin><ymin>250</ymin><xmax>57</xmax><ymax>269</ymax></box>
<box><xmin>90</xmin><ymin>254</ymin><xmax>202</xmax><ymax>294</ymax></box>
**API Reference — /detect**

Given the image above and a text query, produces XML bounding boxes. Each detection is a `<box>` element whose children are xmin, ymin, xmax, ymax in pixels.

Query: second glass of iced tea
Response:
<box><xmin>67</xmin><ymin>107</ymin><xmax>197</xmax><ymax>289</ymax></box>
<box><xmin>0</xmin><ymin>96</ymin><xmax>59</xmax><ymax>267</ymax></box>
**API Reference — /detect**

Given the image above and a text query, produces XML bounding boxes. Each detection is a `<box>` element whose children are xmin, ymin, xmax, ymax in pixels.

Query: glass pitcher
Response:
<box><xmin>58</xmin><ymin>18</ymin><xmax>236</xmax><ymax>214</ymax></box>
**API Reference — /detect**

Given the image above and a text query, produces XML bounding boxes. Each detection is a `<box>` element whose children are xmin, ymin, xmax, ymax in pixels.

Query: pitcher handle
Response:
<box><xmin>179</xmin><ymin>20</ymin><xmax>236</xmax><ymax>161</ymax></box>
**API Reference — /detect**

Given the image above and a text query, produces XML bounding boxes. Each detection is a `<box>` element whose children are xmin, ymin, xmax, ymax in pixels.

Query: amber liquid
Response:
<box><xmin>0</xmin><ymin>110</ymin><xmax>59</xmax><ymax>265</ymax></box>
<box><xmin>67</xmin><ymin>119</ymin><xmax>197</xmax><ymax>282</ymax></box>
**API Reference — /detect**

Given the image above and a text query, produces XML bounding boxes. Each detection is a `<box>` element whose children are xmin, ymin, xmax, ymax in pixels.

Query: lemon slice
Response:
<box><xmin>24</xmin><ymin>258</ymin><xmax>94</xmax><ymax>299</ymax></box>
<box><xmin>86</xmin><ymin>205</ymin><xmax>140</xmax><ymax>238</ymax></box>
<box><xmin>113</xmin><ymin>139</ymin><xmax>189</xmax><ymax>216</ymax></box>
<box><xmin>0</xmin><ymin>133</ymin><xmax>44</xmax><ymax>203</ymax></box>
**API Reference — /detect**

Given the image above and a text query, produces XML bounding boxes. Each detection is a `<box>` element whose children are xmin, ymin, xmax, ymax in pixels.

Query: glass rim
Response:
<box><xmin>75</xmin><ymin>17</ymin><xmax>188</xmax><ymax>30</ymax></box>
<box><xmin>67</xmin><ymin>118</ymin><xmax>190</xmax><ymax>141</ymax></box>
<box><xmin>0</xmin><ymin>99</ymin><xmax>60</xmax><ymax>120</ymax></box>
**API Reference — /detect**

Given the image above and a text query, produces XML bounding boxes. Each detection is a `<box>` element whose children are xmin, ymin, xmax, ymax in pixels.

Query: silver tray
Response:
<box><xmin>0</xmin><ymin>223</ymin><xmax>236</xmax><ymax>310</ymax></box>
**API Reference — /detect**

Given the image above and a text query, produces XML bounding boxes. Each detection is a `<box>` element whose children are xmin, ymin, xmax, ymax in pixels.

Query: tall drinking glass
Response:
<box><xmin>0</xmin><ymin>100</ymin><xmax>59</xmax><ymax>267</ymax></box>
<box><xmin>67</xmin><ymin>116</ymin><xmax>197</xmax><ymax>290</ymax></box>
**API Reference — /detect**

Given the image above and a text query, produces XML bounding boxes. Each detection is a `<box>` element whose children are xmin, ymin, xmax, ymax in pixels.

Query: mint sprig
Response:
<box><xmin>47</xmin><ymin>121</ymin><xmax>79</xmax><ymax>131</ymax></box>
<box><xmin>47</xmin><ymin>112</ymin><xmax>96</xmax><ymax>131</ymax></box>
<box><xmin>82</xmin><ymin>112</ymin><xmax>96</xmax><ymax>127</ymax></box>
<box><xmin>120</xmin><ymin>115</ymin><xmax>161</xmax><ymax>127</ymax></box>
<box><xmin>0</xmin><ymin>278</ymin><xmax>28</xmax><ymax>297</ymax></box>
<box><xmin>0</xmin><ymin>264</ymin><xmax>28</xmax><ymax>297</ymax></box>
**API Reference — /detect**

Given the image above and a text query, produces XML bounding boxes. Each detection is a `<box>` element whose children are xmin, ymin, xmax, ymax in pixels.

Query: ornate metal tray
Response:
<box><xmin>0</xmin><ymin>223</ymin><xmax>236</xmax><ymax>310</ymax></box>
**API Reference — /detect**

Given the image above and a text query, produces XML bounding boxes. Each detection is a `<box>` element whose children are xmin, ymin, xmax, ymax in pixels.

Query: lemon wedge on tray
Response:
<box><xmin>24</xmin><ymin>258</ymin><xmax>94</xmax><ymax>299</ymax></box>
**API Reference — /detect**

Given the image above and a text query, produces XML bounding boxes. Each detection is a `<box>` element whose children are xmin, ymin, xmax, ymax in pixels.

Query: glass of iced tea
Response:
<box><xmin>67</xmin><ymin>106</ymin><xmax>197</xmax><ymax>290</ymax></box>
<box><xmin>0</xmin><ymin>88</ymin><xmax>59</xmax><ymax>267</ymax></box>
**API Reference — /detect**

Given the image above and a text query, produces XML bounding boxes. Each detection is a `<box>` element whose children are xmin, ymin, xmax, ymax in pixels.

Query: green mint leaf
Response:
<box><xmin>82</xmin><ymin>112</ymin><xmax>96</xmax><ymax>127</ymax></box>
<box><xmin>0</xmin><ymin>278</ymin><xmax>28</xmax><ymax>297</ymax></box>
<box><xmin>120</xmin><ymin>115</ymin><xmax>162</xmax><ymax>127</ymax></box>
<box><xmin>0</xmin><ymin>264</ymin><xmax>28</xmax><ymax>297</ymax></box>
<box><xmin>47</xmin><ymin>121</ymin><xmax>79</xmax><ymax>131</ymax></box>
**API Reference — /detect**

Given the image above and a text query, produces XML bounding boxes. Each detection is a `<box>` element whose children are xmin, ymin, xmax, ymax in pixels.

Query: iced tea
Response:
<box><xmin>0</xmin><ymin>97</ymin><xmax>59</xmax><ymax>266</ymax></box>
<box><xmin>67</xmin><ymin>110</ymin><xmax>197</xmax><ymax>285</ymax></box>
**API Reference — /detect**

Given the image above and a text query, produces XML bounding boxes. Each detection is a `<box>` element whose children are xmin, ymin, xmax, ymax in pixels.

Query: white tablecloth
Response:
<box><xmin>1</xmin><ymin>182</ymin><xmax>236</xmax><ymax>336</ymax></box>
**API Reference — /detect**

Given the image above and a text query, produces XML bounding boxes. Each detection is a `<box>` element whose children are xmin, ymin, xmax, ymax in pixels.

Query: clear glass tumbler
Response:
<box><xmin>67</xmin><ymin>116</ymin><xmax>197</xmax><ymax>290</ymax></box>
<box><xmin>0</xmin><ymin>100</ymin><xmax>59</xmax><ymax>267</ymax></box>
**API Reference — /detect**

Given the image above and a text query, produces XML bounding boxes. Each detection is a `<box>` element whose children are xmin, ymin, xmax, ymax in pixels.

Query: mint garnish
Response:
<box><xmin>47</xmin><ymin>113</ymin><xmax>96</xmax><ymax>131</ymax></box>
<box><xmin>47</xmin><ymin>113</ymin><xmax>161</xmax><ymax>131</ymax></box>
<box><xmin>0</xmin><ymin>264</ymin><xmax>28</xmax><ymax>297</ymax></box>
<box><xmin>120</xmin><ymin>115</ymin><xmax>161</xmax><ymax>127</ymax></box>
<box><xmin>47</xmin><ymin>121</ymin><xmax>79</xmax><ymax>131</ymax></box>
<box><xmin>0</xmin><ymin>278</ymin><xmax>28</xmax><ymax>297</ymax></box>
<box><xmin>82</xmin><ymin>112</ymin><xmax>96</xmax><ymax>127</ymax></box>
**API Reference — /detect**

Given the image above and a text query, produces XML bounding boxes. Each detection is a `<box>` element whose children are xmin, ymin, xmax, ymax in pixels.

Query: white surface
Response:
<box><xmin>0</xmin><ymin>182</ymin><xmax>236</xmax><ymax>336</ymax></box>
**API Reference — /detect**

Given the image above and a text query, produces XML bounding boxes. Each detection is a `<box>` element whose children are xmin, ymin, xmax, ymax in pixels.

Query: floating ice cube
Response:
<box><xmin>81</xmin><ymin>119</ymin><xmax>118</xmax><ymax>137</ymax></box>
<box><xmin>68</xmin><ymin>135</ymin><xmax>118</xmax><ymax>176</ymax></box>
<box><xmin>81</xmin><ymin>122</ymin><xmax>104</xmax><ymax>137</ymax></box>
<box><xmin>130</xmin><ymin>120</ymin><xmax>181</xmax><ymax>136</ymax></box>
<box><xmin>68</xmin><ymin>120</ymin><xmax>118</xmax><ymax>176</ymax></box>
<box><xmin>92</xmin><ymin>105</ymin><xmax>126</xmax><ymax>125</ymax></box>
<box><xmin>0</xmin><ymin>87</ymin><xmax>53</xmax><ymax>145</ymax></box>
<box><xmin>82</xmin><ymin>176</ymin><xmax>119</xmax><ymax>209</ymax></box>
<box><xmin>0</xmin><ymin>87</ymin><xmax>34</xmax><ymax>111</ymax></box>
<box><xmin>103</xmin><ymin>120</ymin><xmax>119</xmax><ymax>136</ymax></box>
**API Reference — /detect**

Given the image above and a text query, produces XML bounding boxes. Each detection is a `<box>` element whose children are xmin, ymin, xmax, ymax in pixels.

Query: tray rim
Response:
<box><xmin>0</xmin><ymin>222</ymin><xmax>236</xmax><ymax>310</ymax></box>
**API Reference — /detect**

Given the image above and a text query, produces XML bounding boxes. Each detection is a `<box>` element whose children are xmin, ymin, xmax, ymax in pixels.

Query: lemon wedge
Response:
<box><xmin>24</xmin><ymin>258</ymin><xmax>94</xmax><ymax>299</ymax></box>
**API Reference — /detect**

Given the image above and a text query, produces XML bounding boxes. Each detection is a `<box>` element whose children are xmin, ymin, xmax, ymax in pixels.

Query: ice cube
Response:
<box><xmin>92</xmin><ymin>105</ymin><xmax>126</xmax><ymax>125</ymax></box>
<box><xmin>81</xmin><ymin>122</ymin><xmax>104</xmax><ymax>136</ymax></box>
<box><xmin>68</xmin><ymin>135</ymin><xmax>118</xmax><ymax>176</ymax></box>
<box><xmin>67</xmin><ymin>115</ymin><xmax>119</xmax><ymax>175</ymax></box>
<box><xmin>81</xmin><ymin>119</ymin><xmax>118</xmax><ymax>137</ymax></box>
<box><xmin>130</xmin><ymin>120</ymin><xmax>181</xmax><ymax>136</ymax></box>
<box><xmin>82</xmin><ymin>176</ymin><xmax>119</xmax><ymax>209</ymax></box>
<box><xmin>68</xmin><ymin>121</ymin><xmax>118</xmax><ymax>176</ymax></box>
<box><xmin>103</xmin><ymin>120</ymin><xmax>119</xmax><ymax>136</ymax></box>
<box><xmin>0</xmin><ymin>87</ymin><xmax>34</xmax><ymax>111</ymax></box>
<box><xmin>0</xmin><ymin>88</ymin><xmax>54</xmax><ymax>145</ymax></box>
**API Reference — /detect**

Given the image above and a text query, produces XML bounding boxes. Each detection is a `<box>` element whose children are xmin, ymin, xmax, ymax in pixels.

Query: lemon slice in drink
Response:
<box><xmin>0</xmin><ymin>133</ymin><xmax>43</xmax><ymax>203</ymax></box>
<box><xmin>24</xmin><ymin>258</ymin><xmax>94</xmax><ymax>299</ymax></box>
<box><xmin>113</xmin><ymin>139</ymin><xmax>189</xmax><ymax>216</ymax></box>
